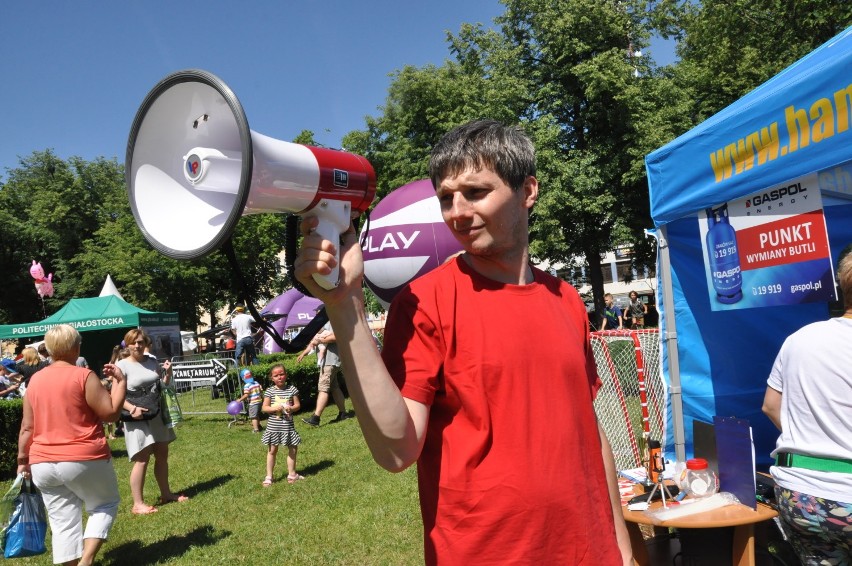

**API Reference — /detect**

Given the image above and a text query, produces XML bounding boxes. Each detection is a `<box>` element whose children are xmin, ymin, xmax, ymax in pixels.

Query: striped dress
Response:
<box><xmin>260</xmin><ymin>385</ymin><xmax>301</xmax><ymax>447</ymax></box>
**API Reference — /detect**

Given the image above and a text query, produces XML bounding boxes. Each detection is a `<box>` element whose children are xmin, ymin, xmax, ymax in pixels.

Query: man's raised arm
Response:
<box><xmin>295</xmin><ymin>215</ymin><xmax>428</xmax><ymax>472</ymax></box>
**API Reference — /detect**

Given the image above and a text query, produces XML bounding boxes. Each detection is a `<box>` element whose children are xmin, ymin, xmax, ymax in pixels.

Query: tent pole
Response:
<box><xmin>658</xmin><ymin>226</ymin><xmax>686</xmax><ymax>462</ymax></box>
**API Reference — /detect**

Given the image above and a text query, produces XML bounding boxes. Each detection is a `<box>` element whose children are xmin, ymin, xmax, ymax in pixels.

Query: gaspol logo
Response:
<box><xmin>745</xmin><ymin>182</ymin><xmax>806</xmax><ymax>208</ymax></box>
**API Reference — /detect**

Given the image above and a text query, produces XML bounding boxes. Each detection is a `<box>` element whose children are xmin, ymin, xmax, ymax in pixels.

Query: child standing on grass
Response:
<box><xmin>235</xmin><ymin>368</ymin><xmax>263</xmax><ymax>432</ymax></box>
<box><xmin>260</xmin><ymin>364</ymin><xmax>303</xmax><ymax>486</ymax></box>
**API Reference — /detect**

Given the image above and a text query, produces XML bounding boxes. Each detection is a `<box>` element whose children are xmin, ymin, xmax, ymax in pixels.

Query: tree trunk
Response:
<box><xmin>585</xmin><ymin>246</ymin><xmax>606</xmax><ymax>330</ymax></box>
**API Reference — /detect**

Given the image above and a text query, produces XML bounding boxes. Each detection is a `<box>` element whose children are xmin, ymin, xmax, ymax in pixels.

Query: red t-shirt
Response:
<box><xmin>26</xmin><ymin>364</ymin><xmax>110</xmax><ymax>464</ymax></box>
<box><xmin>382</xmin><ymin>257</ymin><xmax>621</xmax><ymax>565</ymax></box>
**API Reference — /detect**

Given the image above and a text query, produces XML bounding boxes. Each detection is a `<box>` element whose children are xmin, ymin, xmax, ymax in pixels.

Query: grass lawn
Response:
<box><xmin>3</xmin><ymin>392</ymin><xmax>423</xmax><ymax>565</ymax></box>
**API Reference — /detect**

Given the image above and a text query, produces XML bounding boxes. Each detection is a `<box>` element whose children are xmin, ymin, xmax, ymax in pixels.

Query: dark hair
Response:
<box><xmin>429</xmin><ymin>120</ymin><xmax>535</xmax><ymax>192</ymax></box>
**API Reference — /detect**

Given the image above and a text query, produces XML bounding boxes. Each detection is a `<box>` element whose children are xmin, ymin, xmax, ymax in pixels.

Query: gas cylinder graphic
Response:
<box><xmin>705</xmin><ymin>204</ymin><xmax>743</xmax><ymax>304</ymax></box>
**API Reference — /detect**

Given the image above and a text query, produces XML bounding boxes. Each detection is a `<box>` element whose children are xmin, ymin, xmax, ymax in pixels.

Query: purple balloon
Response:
<box><xmin>360</xmin><ymin>179</ymin><xmax>463</xmax><ymax>308</ymax></box>
<box><xmin>227</xmin><ymin>400</ymin><xmax>242</xmax><ymax>416</ymax></box>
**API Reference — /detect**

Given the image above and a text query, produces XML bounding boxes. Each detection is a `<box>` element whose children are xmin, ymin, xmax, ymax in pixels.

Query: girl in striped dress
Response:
<box><xmin>260</xmin><ymin>364</ymin><xmax>303</xmax><ymax>486</ymax></box>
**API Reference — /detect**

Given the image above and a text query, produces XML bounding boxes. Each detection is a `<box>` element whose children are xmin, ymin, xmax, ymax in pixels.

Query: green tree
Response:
<box><xmin>344</xmin><ymin>0</ymin><xmax>852</xmax><ymax>315</ymax></box>
<box><xmin>664</xmin><ymin>0</ymin><xmax>852</xmax><ymax>122</ymax></box>
<box><xmin>0</xmin><ymin>150</ymin><xmax>122</xmax><ymax>322</ymax></box>
<box><xmin>347</xmin><ymin>0</ymin><xmax>671</xmax><ymax>313</ymax></box>
<box><xmin>345</xmin><ymin>55</ymin><xmax>529</xmax><ymax>196</ymax></box>
<box><xmin>0</xmin><ymin>152</ymin><xmax>289</xmax><ymax>330</ymax></box>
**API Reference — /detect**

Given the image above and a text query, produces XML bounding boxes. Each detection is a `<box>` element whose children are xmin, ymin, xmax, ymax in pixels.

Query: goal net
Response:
<box><xmin>591</xmin><ymin>329</ymin><xmax>667</xmax><ymax>472</ymax></box>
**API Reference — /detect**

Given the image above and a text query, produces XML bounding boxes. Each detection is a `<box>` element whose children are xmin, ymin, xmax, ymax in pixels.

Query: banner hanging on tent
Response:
<box><xmin>698</xmin><ymin>169</ymin><xmax>836</xmax><ymax>311</ymax></box>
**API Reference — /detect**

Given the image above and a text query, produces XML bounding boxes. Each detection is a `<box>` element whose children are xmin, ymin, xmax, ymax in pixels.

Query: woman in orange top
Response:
<box><xmin>17</xmin><ymin>324</ymin><xmax>126</xmax><ymax>566</ymax></box>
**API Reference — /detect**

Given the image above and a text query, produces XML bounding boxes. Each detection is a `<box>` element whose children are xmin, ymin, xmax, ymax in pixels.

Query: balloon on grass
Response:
<box><xmin>226</xmin><ymin>400</ymin><xmax>243</xmax><ymax>416</ymax></box>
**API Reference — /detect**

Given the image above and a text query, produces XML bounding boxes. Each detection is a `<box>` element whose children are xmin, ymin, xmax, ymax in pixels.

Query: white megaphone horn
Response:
<box><xmin>126</xmin><ymin>69</ymin><xmax>376</xmax><ymax>289</ymax></box>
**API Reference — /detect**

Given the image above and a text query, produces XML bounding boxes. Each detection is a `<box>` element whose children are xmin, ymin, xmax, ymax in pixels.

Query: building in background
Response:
<box><xmin>545</xmin><ymin>246</ymin><xmax>658</xmax><ymax>327</ymax></box>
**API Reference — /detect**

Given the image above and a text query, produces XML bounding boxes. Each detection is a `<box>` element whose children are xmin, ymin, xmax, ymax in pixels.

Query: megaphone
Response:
<box><xmin>126</xmin><ymin>69</ymin><xmax>376</xmax><ymax>289</ymax></box>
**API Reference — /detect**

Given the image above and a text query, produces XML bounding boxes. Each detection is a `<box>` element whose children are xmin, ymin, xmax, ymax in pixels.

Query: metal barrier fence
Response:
<box><xmin>590</xmin><ymin>329</ymin><xmax>666</xmax><ymax>472</ymax></box>
<box><xmin>169</xmin><ymin>354</ymin><xmax>239</xmax><ymax>414</ymax></box>
<box><xmin>168</xmin><ymin>333</ymin><xmax>666</xmax><ymax>448</ymax></box>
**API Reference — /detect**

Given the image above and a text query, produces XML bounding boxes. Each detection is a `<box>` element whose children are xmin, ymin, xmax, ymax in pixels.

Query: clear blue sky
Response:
<box><xmin>1</xmin><ymin>1</ymin><xmax>675</xmax><ymax>182</ymax></box>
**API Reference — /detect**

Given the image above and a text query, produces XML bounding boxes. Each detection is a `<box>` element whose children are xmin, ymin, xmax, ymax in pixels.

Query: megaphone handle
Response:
<box><xmin>310</xmin><ymin>199</ymin><xmax>350</xmax><ymax>290</ymax></box>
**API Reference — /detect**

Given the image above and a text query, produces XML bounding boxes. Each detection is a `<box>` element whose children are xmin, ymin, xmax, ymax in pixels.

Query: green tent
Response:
<box><xmin>0</xmin><ymin>295</ymin><xmax>178</xmax><ymax>339</ymax></box>
<box><xmin>0</xmin><ymin>296</ymin><xmax>180</xmax><ymax>373</ymax></box>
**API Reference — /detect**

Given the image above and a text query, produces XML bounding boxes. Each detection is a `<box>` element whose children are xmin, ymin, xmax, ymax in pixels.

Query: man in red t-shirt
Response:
<box><xmin>296</xmin><ymin>120</ymin><xmax>633</xmax><ymax>565</ymax></box>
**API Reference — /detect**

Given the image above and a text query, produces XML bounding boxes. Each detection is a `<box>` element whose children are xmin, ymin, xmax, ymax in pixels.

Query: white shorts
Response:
<box><xmin>30</xmin><ymin>459</ymin><xmax>120</xmax><ymax>564</ymax></box>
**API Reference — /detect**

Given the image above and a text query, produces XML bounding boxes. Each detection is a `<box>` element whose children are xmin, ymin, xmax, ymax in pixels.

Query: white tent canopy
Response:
<box><xmin>99</xmin><ymin>274</ymin><xmax>123</xmax><ymax>299</ymax></box>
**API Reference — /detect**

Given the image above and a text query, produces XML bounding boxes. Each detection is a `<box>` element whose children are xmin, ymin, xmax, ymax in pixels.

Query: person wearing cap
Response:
<box><xmin>1</xmin><ymin>359</ymin><xmax>21</xmax><ymax>398</ymax></box>
<box><xmin>230</xmin><ymin>306</ymin><xmax>260</xmax><ymax>366</ymax></box>
<box><xmin>234</xmin><ymin>368</ymin><xmax>263</xmax><ymax>433</ymax></box>
<box><xmin>1</xmin><ymin>358</ymin><xmax>19</xmax><ymax>374</ymax></box>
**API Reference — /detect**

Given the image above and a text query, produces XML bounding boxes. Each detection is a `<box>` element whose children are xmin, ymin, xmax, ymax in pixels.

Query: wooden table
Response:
<box><xmin>623</xmin><ymin>498</ymin><xmax>778</xmax><ymax>566</ymax></box>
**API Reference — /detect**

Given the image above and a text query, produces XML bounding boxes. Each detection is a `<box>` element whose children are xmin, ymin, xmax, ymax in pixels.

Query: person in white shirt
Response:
<box><xmin>762</xmin><ymin>246</ymin><xmax>852</xmax><ymax>564</ymax></box>
<box><xmin>230</xmin><ymin>306</ymin><xmax>260</xmax><ymax>366</ymax></box>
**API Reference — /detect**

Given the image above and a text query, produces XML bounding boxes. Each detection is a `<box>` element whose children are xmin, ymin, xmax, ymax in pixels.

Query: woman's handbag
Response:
<box><xmin>1</xmin><ymin>475</ymin><xmax>47</xmax><ymax>558</ymax></box>
<box><xmin>121</xmin><ymin>380</ymin><xmax>161</xmax><ymax>421</ymax></box>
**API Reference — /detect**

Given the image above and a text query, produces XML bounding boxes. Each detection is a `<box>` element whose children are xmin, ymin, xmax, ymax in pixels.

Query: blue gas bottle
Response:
<box><xmin>705</xmin><ymin>204</ymin><xmax>743</xmax><ymax>304</ymax></box>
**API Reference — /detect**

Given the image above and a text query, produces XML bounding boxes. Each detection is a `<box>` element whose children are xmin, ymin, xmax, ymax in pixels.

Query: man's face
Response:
<box><xmin>436</xmin><ymin>167</ymin><xmax>537</xmax><ymax>259</ymax></box>
<box><xmin>605</xmin><ymin>296</ymin><xmax>613</xmax><ymax>306</ymax></box>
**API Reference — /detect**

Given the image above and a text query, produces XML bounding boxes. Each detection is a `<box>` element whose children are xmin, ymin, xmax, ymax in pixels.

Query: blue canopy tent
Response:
<box><xmin>646</xmin><ymin>27</ymin><xmax>852</xmax><ymax>467</ymax></box>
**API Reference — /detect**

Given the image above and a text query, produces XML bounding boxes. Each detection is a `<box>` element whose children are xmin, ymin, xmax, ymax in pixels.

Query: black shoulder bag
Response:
<box><xmin>120</xmin><ymin>381</ymin><xmax>161</xmax><ymax>422</ymax></box>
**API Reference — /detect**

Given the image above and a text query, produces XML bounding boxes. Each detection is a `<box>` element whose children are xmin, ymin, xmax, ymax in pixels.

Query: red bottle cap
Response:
<box><xmin>686</xmin><ymin>457</ymin><xmax>708</xmax><ymax>470</ymax></box>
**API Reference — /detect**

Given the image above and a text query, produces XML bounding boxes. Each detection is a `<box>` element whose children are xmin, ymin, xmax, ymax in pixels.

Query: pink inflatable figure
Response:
<box><xmin>37</xmin><ymin>273</ymin><xmax>54</xmax><ymax>298</ymax></box>
<box><xmin>30</xmin><ymin>260</ymin><xmax>45</xmax><ymax>282</ymax></box>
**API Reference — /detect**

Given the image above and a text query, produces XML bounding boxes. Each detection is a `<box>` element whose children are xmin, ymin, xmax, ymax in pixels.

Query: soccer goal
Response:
<box><xmin>591</xmin><ymin>329</ymin><xmax>667</xmax><ymax>472</ymax></box>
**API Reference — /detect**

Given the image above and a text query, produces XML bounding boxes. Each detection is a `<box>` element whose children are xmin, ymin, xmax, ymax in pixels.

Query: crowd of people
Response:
<box><xmin>11</xmin><ymin>326</ymin><xmax>188</xmax><ymax>564</ymax></box>
<box><xmin>3</xmin><ymin>119</ymin><xmax>850</xmax><ymax>564</ymax></box>
<box><xmin>2</xmin><ymin>313</ymin><xmax>359</xmax><ymax>563</ymax></box>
